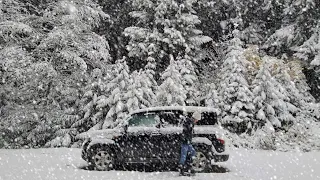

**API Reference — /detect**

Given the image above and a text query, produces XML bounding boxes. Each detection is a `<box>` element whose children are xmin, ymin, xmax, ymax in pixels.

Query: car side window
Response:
<box><xmin>196</xmin><ymin>112</ymin><xmax>217</xmax><ymax>125</ymax></box>
<box><xmin>159</xmin><ymin>111</ymin><xmax>180</xmax><ymax>127</ymax></box>
<box><xmin>128</xmin><ymin>113</ymin><xmax>160</xmax><ymax>127</ymax></box>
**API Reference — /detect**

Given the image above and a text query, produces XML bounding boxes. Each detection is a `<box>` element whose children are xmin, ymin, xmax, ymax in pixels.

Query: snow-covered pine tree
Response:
<box><xmin>270</xmin><ymin>58</ymin><xmax>312</xmax><ymax>112</ymax></box>
<box><xmin>0</xmin><ymin>46</ymin><xmax>82</xmax><ymax>148</ymax></box>
<box><xmin>254</xmin><ymin>120</ymin><xmax>277</xmax><ymax>150</ymax></box>
<box><xmin>289</xmin><ymin>0</ymin><xmax>320</xmax><ymax>46</ymax></box>
<box><xmin>293</xmin><ymin>21</ymin><xmax>320</xmax><ymax>67</ymax></box>
<box><xmin>176</xmin><ymin>55</ymin><xmax>200</xmax><ymax>105</ymax></box>
<box><xmin>217</xmin><ymin>30</ymin><xmax>255</xmax><ymax>134</ymax></box>
<box><xmin>277</xmin><ymin>60</ymin><xmax>320</xmax><ymax>124</ymax></box>
<box><xmin>264</xmin><ymin>0</ymin><xmax>320</xmax><ymax>56</ymax></box>
<box><xmin>286</xmin><ymin>60</ymin><xmax>314</xmax><ymax>101</ymax></box>
<box><xmin>263</xmin><ymin>24</ymin><xmax>297</xmax><ymax>56</ymax></box>
<box><xmin>75</xmin><ymin>63</ymin><xmax>157</xmax><ymax>131</ymax></box>
<box><xmin>44</xmin><ymin>107</ymin><xmax>79</xmax><ymax>148</ymax></box>
<box><xmin>0</xmin><ymin>46</ymin><xmax>34</xmax><ymax>103</ymax></box>
<box><xmin>35</xmin><ymin>0</ymin><xmax>111</xmax><ymax>74</ymax></box>
<box><xmin>156</xmin><ymin>57</ymin><xmax>187</xmax><ymax>106</ymax></box>
<box><xmin>292</xmin><ymin>21</ymin><xmax>320</xmax><ymax>101</ymax></box>
<box><xmin>69</xmin><ymin>67</ymin><xmax>116</xmax><ymax>133</ymax></box>
<box><xmin>0</xmin><ymin>0</ymin><xmax>26</xmax><ymax>22</ymax></box>
<box><xmin>272</xmin><ymin>57</ymin><xmax>320</xmax><ymax>150</ymax></box>
<box><xmin>124</xmin><ymin>0</ymin><xmax>212</xmax><ymax>79</ymax></box>
<box><xmin>33</xmin><ymin>0</ymin><xmax>111</xmax><ymax>101</ymax></box>
<box><xmin>102</xmin><ymin>59</ymin><xmax>132</xmax><ymax>128</ymax></box>
<box><xmin>0</xmin><ymin>0</ymin><xmax>34</xmax><ymax>46</ymax></box>
<box><xmin>0</xmin><ymin>0</ymin><xmax>37</xmax><ymax>105</ymax></box>
<box><xmin>17</xmin><ymin>0</ymin><xmax>112</xmax><ymax>147</ymax></box>
<box><xmin>0</xmin><ymin>0</ymin><xmax>111</xmax><ymax>148</ymax></box>
<box><xmin>124</xmin><ymin>70</ymin><xmax>156</xmax><ymax>113</ymax></box>
<box><xmin>203</xmin><ymin>82</ymin><xmax>222</xmax><ymax>114</ymax></box>
<box><xmin>252</xmin><ymin>57</ymin><xmax>298</xmax><ymax>131</ymax></box>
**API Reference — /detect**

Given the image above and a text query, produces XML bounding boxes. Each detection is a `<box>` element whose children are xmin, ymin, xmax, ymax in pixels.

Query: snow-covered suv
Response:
<box><xmin>78</xmin><ymin>106</ymin><xmax>229</xmax><ymax>172</ymax></box>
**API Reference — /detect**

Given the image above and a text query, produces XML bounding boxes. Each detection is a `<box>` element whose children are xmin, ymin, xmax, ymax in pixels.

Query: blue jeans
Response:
<box><xmin>179</xmin><ymin>144</ymin><xmax>196</xmax><ymax>165</ymax></box>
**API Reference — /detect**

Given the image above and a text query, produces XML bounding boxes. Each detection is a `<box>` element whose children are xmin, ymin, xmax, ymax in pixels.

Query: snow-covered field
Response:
<box><xmin>0</xmin><ymin>148</ymin><xmax>319</xmax><ymax>180</ymax></box>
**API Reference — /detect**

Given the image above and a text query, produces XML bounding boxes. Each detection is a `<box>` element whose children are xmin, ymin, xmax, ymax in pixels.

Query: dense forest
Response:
<box><xmin>0</xmin><ymin>0</ymin><xmax>319</xmax><ymax>151</ymax></box>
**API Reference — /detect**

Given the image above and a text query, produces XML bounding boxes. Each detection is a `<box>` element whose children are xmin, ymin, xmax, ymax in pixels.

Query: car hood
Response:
<box><xmin>76</xmin><ymin>128</ymin><xmax>123</xmax><ymax>140</ymax></box>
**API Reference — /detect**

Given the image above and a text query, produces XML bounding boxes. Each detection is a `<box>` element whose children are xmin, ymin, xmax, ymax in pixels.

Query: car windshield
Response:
<box><xmin>128</xmin><ymin>113</ymin><xmax>159</xmax><ymax>127</ymax></box>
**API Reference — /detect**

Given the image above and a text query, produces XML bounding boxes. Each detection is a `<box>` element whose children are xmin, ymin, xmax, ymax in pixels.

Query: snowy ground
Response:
<box><xmin>0</xmin><ymin>148</ymin><xmax>319</xmax><ymax>180</ymax></box>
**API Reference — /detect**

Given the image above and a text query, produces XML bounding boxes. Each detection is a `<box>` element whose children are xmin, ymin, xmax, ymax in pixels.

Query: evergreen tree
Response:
<box><xmin>293</xmin><ymin>21</ymin><xmax>320</xmax><ymax>67</ymax></box>
<box><xmin>203</xmin><ymin>82</ymin><xmax>221</xmax><ymax>113</ymax></box>
<box><xmin>252</xmin><ymin>57</ymin><xmax>298</xmax><ymax>131</ymax></box>
<box><xmin>286</xmin><ymin>60</ymin><xmax>314</xmax><ymax>102</ymax></box>
<box><xmin>103</xmin><ymin>59</ymin><xmax>132</xmax><ymax>128</ymax></box>
<box><xmin>70</xmin><ymin>67</ymin><xmax>116</xmax><ymax>133</ymax></box>
<box><xmin>292</xmin><ymin>21</ymin><xmax>320</xmax><ymax>101</ymax></box>
<box><xmin>156</xmin><ymin>57</ymin><xmax>187</xmax><ymax>106</ymax></box>
<box><xmin>125</xmin><ymin>70</ymin><xmax>157</xmax><ymax>112</ymax></box>
<box><xmin>272</xmin><ymin>59</ymin><xmax>311</xmax><ymax>108</ymax></box>
<box><xmin>95</xmin><ymin>0</ymin><xmax>134</xmax><ymax>61</ymax></box>
<box><xmin>273</xmin><ymin>59</ymin><xmax>320</xmax><ymax>124</ymax></box>
<box><xmin>264</xmin><ymin>0</ymin><xmax>320</xmax><ymax>56</ymax></box>
<box><xmin>124</xmin><ymin>0</ymin><xmax>212</xmax><ymax>79</ymax></box>
<box><xmin>263</xmin><ymin>24</ymin><xmax>296</xmax><ymax>56</ymax></box>
<box><xmin>217</xmin><ymin>30</ymin><xmax>255</xmax><ymax>133</ymax></box>
<box><xmin>176</xmin><ymin>55</ymin><xmax>200</xmax><ymax>105</ymax></box>
<box><xmin>0</xmin><ymin>46</ymin><xmax>34</xmax><ymax>104</ymax></box>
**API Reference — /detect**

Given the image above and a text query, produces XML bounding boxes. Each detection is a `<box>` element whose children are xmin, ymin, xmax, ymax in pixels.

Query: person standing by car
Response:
<box><xmin>178</xmin><ymin>111</ymin><xmax>201</xmax><ymax>176</ymax></box>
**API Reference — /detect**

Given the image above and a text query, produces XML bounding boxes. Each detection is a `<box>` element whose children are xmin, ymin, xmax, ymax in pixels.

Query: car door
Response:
<box><xmin>119</xmin><ymin>112</ymin><xmax>160</xmax><ymax>162</ymax></box>
<box><xmin>158</xmin><ymin>111</ymin><xmax>183</xmax><ymax>161</ymax></box>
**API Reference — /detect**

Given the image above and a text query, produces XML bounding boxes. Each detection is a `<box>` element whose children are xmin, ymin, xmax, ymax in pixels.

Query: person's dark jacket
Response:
<box><xmin>181</xmin><ymin>117</ymin><xmax>194</xmax><ymax>144</ymax></box>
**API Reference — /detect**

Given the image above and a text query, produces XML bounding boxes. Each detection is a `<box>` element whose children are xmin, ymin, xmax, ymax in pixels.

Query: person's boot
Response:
<box><xmin>186</xmin><ymin>159</ymin><xmax>195</xmax><ymax>176</ymax></box>
<box><xmin>184</xmin><ymin>164</ymin><xmax>195</xmax><ymax>176</ymax></box>
<box><xmin>178</xmin><ymin>164</ymin><xmax>186</xmax><ymax>176</ymax></box>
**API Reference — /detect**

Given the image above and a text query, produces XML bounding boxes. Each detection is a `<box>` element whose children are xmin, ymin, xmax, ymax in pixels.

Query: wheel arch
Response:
<box><xmin>87</xmin><ymin>142</ymin><xmax>118</xmax><ymax>159</ymax></box>
<box><xmin>192</xmin><ymin>137</ymin><xmax>213</xmax><ymax>155</ymax></box>
<box><xmin>192</xmin><ymin>143</ymin><xmax>212</xmax><ymax>155</ymax></box>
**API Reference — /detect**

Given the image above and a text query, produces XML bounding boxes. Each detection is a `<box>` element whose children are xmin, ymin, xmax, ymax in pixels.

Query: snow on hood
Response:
<box><xmin>87</xmin><ymin>139</ymin><xmax>115</xmax><ymax>150</ymax></box>
<box><xmin>76</xmin><ymin>129</ymin><xmax>123</xmax><ymax>140</ymax></box>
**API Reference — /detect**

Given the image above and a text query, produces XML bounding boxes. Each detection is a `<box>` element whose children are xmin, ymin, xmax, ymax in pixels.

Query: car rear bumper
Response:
<box><xmin>213</xmin><ymin>154</ymin><xmax>229</xmax><ymax>162</ymax></box>
<box><xmin>211</xmin><ymin>145</ymin><xmax>229</xmax><ymax>162</ymax></box>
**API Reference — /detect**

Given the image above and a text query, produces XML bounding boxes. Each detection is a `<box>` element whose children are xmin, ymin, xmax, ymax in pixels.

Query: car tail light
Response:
<box><xmin>217</xmin><ymin>138</ymin><xmax>225</xmax><ymax>145</ymax></box>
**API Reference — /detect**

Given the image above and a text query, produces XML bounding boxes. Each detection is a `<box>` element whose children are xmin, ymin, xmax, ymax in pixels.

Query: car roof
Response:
<box><xmin>130</xmin><ymin>106</ymin><xmax>218</xmax><ymax>115</ymax></box>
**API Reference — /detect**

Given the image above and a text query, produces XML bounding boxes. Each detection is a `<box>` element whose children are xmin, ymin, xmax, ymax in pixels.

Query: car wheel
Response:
<box><xmin>91</xmin><ymin>148</ymin><xmax>114</xmax><ymax>171</ymax></box>
<box><xmin>191</xmin><ymin>147</ymin><xmax>211</xmax><ymax>173</ymax></box>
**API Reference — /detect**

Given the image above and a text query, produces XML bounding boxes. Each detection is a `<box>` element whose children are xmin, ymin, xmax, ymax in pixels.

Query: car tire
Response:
<box><xmin>191</xmin><ymin>146</ymin><xmax>212</xmax><ymax>173</ymax></box>
<box><xmin>90</xmin><ymin>146</ymin><xmax>114</xmax><ymax>171</ymax></box>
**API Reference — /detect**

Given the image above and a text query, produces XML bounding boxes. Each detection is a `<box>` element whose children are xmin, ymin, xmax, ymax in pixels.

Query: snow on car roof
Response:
<box><xmin>130</xmin><ymin>106</ymin><xmax>218</xmax><ymax>115</ymax></box>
